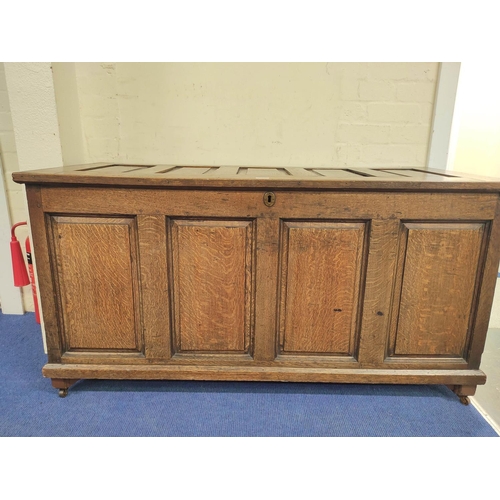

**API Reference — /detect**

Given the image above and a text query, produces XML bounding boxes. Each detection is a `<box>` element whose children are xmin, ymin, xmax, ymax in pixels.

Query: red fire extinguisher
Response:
<box><xmin>10</xmin><ymin>222</ymin><xmax>41</xmax><ymax>324</ymax></box>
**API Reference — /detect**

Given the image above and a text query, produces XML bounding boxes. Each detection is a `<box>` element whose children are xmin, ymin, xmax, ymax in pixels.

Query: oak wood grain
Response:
<box><xmin>51</xmin><ymin>378</ymin><xmax>79</xmax><ymax>389</ymax></box>
<box><xmin>448</xmin><ymin>384</ymin><xmax>477</xmax><ymax>397</ymax></box>
<box><xmin>390</xmin><ymin>222</ymin><xmax>486</xmax><ymax>357</ymax></box>
<box><xmin>278</xmin><ymin>221</ymin><xmax>366</xmax><ymax>356</ymax></box>
<box><xmin>25</xmin><ymin>186</ymin><xmax>62</xmax><ymax>363</ymax></box>
<box><xmin>467</xmin><ymin>197</ymin><xmax>500</xmax><ymax>368</ymax></box>
<box><xmin>137</xmin><ymin>215</ymin><xmax>171</xmax><ymax>360</ymax></box>
<box><xmin>41</xmin><ymin>363</ymin><xmax>486</xmax><ymax>385</ymax></box>
<box><xmin>238</xmin><ymin>167</ymin><xmax>291</xmax><ymax>178</ymax></box>
<box><xmin>40</xmin><ymin>188</ymin><xmax>499</xmax><ymax>222</ymax></box>
<box><xmin>311</xmin><ymin>169</ymin><xmax>371</xmax><ymax>180</ymax></box>
<box><xmin>357</xmin><ymin>219</ymin><xmax>401</xmax><ymax>367</ymax></box>
<box><xmin>162</xmin><ymin>166</ymin><xmax>216</xmax><ymax>177</ymax></box>
<box><xmin>253</xmin><ymin>218</ymin><xmax>280</xmax><ymax>362</ymax></box>
<box><xmin>379</xmin><ymin>169</ymin><xmax>459</xmax><ymax>181</ymax></box>
<box><xmin>170</xmin><ymin>219</ymin><xmax>255</xmax><ymax>353</ymax></box>
<box><xmin>16</xmin><ymin>168</ymin><xmax>500</xmax><ymax>395</ymax></box>
<box><xmin>51</xmin><ymin>216</ymin><xmax>142</xmax><ymax>352</ymax></box>
<box><xmin>14</xmin><ymin>165</ymin><xmax>500</xmax><ymax>191</ymax></box>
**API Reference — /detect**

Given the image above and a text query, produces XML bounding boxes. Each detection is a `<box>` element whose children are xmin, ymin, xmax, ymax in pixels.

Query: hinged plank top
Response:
<box><xmin>12</xmin><ymin>163</ymin><xmax>500</xmax><ymax>191</ymax></box>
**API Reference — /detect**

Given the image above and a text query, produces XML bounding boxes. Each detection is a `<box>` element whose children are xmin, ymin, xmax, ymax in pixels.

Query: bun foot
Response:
<box><xmin>51</xmin><ymin>378</ymin><xmax>80</xmax><ymax>397</ymax></box>
<box><xmin>447</xmin><ymin>385</ymin><xmax>476</xmax><ymax>404</ymax></box>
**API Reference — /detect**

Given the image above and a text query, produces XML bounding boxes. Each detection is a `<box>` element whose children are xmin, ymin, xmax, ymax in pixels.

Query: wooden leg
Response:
<box><xmin>446</xmin><ymin>385</ymin><xmax>476</xmax><ymax>405</ymax></box>
<box><xmin>51</xmin><ymin>378</ymin><xmax>80</xmax><ymax>398</ymax></box>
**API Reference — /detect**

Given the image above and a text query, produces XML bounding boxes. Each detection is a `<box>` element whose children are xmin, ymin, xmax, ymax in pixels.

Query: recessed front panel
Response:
<box><xmin>390</xmin><ymin>222</ymin><xmax>487</xmax><ymax>358</ymax></box>
<box><xmin>278</xmin><ymin>220</ymin><xmax>367</xmax><ymax>356</ymax></box>
<box><xmin>170</xmin><ymin>219</ymin><xmax>255</xmax><ymax>353</ymax></box>
<box><xmin>51</xmin><ymin>216</ymin><xmax>141</xmax><ymax>352</ymax></box>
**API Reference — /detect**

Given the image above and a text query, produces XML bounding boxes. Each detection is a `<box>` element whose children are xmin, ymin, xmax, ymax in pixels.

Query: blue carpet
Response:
<box><xmin>0</xmin><ymin>312</ymin><xmax>497</xmax><ymax>437</ymax></box>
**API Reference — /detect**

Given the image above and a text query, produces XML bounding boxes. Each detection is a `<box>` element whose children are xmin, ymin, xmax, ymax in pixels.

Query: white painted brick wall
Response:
<box><xmin>73</xmin><ymin>62</ymin><xmax>120</xmax><ymax>163</ymax></box>
<box><xmin>0</xmin><ymin>91</ymin><xmax>9</xmax><ymax>112</ymax></box>
<box><xmin>0</xmin><ymin>111</ymin><xmax>12</xmax><ymax>130</ymax></box>
<box><xmin>390</xmin><ymin>125</ymin><xmax>431</xmax><ymax>144</ymax></box>
<box><xmin>420</xmin><ymin>103</ymin><xmax>434</xmax><ymax>123</ymax></box>
<box><xmin>416</xmin><ymin>147</ymin><xmax>429</xmax><ymax>165</ymax></box>
<box><xmin>0</xmin><ymin>63</ymin><xmax>32</xmax><ymax>312</ymax></box>
<box><xmin>360</xmin><ymin>145</ymin><xmax>418</xmax><ymax>164</ymax></box>
<box><xmin>335</xmin><ymin>63</ymin><xmax>438</xmax><ymax>168</ymax></box>
<box><xmin>396</xmin><ymin>82</ymin><xmax>437</xmax><ymax>102</ymax></box>
<box><xmin>335</xmin><ymin>144</ymin><xmax>361</xmax><ymax>164</ymax></box>
<box><xmin>365</xmin><ymin>63</ymin><xmax>436</xmax><ymax>81</ymax></box>
<box><xmin>340</xmin><ymin>76</ymin><xmax>361</xmax><ymax>101</ymax></box>
<box><xmin>358</xmin><ymin>80</ymin><xmax>396</xmax><ymax>101</ymax></box>
<box><xmin>0</xmin><ymin>131</ymin><xmax>16</xmax><ymax>153</ymax></box>
<box><xmin>337</xmin><ymin>124</ymin><xmax>391</xmax><ymax>143</ymax></box>
<box><xmin>367</xmin><ymin>103</ymin><xmax>421</xmax><ymax>123</ymax></box>
<box><xmin>339</xmin><ymin>103</ymin><xmax>367</xmax><ymax>121</ymax></box>
<box><xmin>58</xmin><ymin>62</ymin><xmax>439</xmax><ymax>168</ymax></box>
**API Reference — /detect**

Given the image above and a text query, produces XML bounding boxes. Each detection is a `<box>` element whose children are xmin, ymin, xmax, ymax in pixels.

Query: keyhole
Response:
<box><xmin>263</xmin><ymin>191</ymin><xmax>276</xmax><ymax>207</ymax></box>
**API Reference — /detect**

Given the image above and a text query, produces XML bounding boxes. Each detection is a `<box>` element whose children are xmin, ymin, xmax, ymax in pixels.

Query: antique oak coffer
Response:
<box><xmin>13</xmin><ymin>164</ymin><xmax>500</xmax><ymax>402</ymax></box>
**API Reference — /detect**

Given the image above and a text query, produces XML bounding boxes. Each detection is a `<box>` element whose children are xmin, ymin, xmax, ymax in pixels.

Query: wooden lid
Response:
<box><xmin>12</xmin><ymin>163</ymin><xmax>500</xmax><ymax>191</ymax></box>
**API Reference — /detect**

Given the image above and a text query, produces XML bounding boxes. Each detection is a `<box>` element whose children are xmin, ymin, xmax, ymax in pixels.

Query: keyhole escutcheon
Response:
<box><xmin>263</xmin><ymin>191</ymin><xmax>276</xmax><ymax>207</ymax></box>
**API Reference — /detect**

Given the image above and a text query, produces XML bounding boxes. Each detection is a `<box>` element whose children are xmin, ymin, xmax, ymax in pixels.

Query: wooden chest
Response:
<box><xmin>13</xmin><ymin>164</ymin><xmax>500</xmax><ymax>402</ymax></box>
